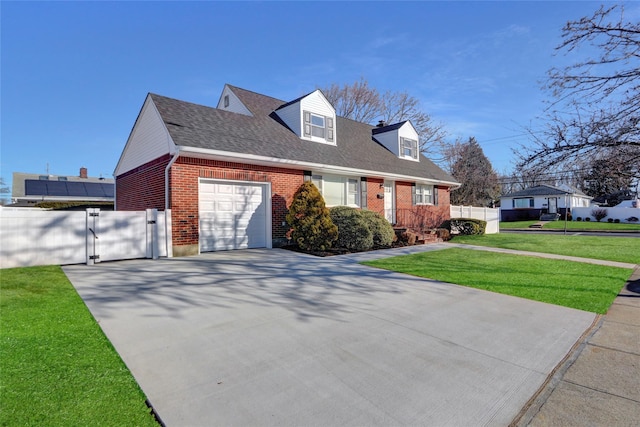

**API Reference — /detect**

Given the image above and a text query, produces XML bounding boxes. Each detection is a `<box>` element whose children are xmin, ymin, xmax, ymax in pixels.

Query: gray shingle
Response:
<box><xmin>149</xmin><ymin>86</ymin><xmax>457</xmax><ymax>184</ymax></box>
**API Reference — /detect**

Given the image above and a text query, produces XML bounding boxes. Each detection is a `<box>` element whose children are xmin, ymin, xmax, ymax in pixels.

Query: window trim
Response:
<box><xmin>303</xmin><ymin>110</ymin><xmax>335</xmax><ymax>144</ymax></box>
<box><xmin>513</xmin><ymin>197</ymin><xmax>534</xmax><ymax>209</ymax></box>
<box><xmin>311</xmin><ymin>173</ymin><xmax>360</xmax><ymax>207</ymax></box>
<box><xmin>401</xmin><ymin>137</ymin><xmax>418</xmax><ymax>160</ymax></box>
<box><xmin>413</xmin><ymin>184</ymin><xmax>434</xmax><ymax>205</ymax></box>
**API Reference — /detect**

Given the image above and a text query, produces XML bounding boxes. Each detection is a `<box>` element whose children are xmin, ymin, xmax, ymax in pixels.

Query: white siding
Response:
<box><xmin>275</xmin><ymin>102</ymin><xmax>302</xmax><ymax>135</ymax></box>
<box><xmin>299</xmin><ymin>91</ymin><xmax>334</xmax><ymax>117</ymax></box>
<box><xmin>217</xmin><ymin>85</ymin><xmax>253</xmax><ymax>116</ymax></box>
<box><xmin>374</xmin><ymin>130</ymin><xmax>400</xmax><ymax>156</ymax></box>
<box><xmin>115</xmin><ymin>96</ymin><xmax>175</xmax><ymax>176</ymax></box>
<box><xmin>274</xmin><ymin>90</ymin><xmax>337</xmax><ymax>144</ymax></box>
<box><xmin>373</xmin><ymin>122</ymin><xmax>420</xmax><ymax>160</ymax></box>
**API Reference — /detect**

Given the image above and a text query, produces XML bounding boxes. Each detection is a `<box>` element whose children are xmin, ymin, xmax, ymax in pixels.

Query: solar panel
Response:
<box><xmin>67</xmin><ymin>182</ymin><xmax>88</xmax><ymax>197</ymax></box>
<box><xmin>46</xmin><ymin>181</ymin><xmax>69</xmax><ymax>196</ymax></box>
<box><xmin>25</xmin><ymin>180</ymin><xmax>48</xmax><ymax>195</ymax></box>
<box><xmin>23</xmin><ymin>179</ymin><xmax>114</xmax><ymax>198</ymax></box>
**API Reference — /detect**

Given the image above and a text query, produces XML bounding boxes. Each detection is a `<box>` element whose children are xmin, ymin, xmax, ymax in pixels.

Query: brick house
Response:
<box><xmin>115</xmin><ymin>85</ymin><xmax>459</xmax><ymax>256</ymax></box>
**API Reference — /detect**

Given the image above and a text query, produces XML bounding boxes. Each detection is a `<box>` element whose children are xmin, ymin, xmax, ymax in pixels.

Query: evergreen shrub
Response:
<box><xmin>286</xmin><ymin>182</ymin><xmax>338</xmax><ymax>251</ymax></box>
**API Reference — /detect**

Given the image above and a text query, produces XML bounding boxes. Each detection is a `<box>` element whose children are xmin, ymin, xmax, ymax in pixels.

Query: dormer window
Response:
<box><xmin>304</xmin><ymin>111</ymin><xmax>334</xmax><ymax>143</ymax></box>
<box><xmin>310</xmin><ymin>114</ymin><xmax>325</xmax><ymax>138</ymax></box>
<box><xmin>402</xmin><ymin>137</ymin><xmax>418</xmax><ymax>160</ymax></box>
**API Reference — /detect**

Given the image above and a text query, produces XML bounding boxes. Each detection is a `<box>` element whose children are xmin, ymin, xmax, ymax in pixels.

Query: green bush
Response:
<box><xmin>441</xmin><ymin>218</ymin><xmax>486</xmax><ymax>235</ymax></box>
<box><xmin>330</xmin><ymin>206</ymin><xmax>373</xmax><ymax>251</ymax></box>
<box><xmin>576</xmin><ymin>217</ymin><xmax>582</xmax><ymax>221</ymax></box>
<box><xmin>360</xmin><ymin>210</ymin><xmax>395</xmax><ymax>247</ymax></box>
<box><xmin>607</xmin><ymin>218</ymin><xmax>614</xmax><ymax>223</ymax></box>
<box><xmin>286</xmin><ymin>182</ymin><xmax>338</xmax><ymax>251</ymax></box>
<box><xmin>585</xmin><ymin>217</ymin><xmax>591</xmax><ymax>221</ymax></box>
<box><xmin>614</xmin><ymin>218</ymin><xmax>620</xmax><ymax>223</ymax></box>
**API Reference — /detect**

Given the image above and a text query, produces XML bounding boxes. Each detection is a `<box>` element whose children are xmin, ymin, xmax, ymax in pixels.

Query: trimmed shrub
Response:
<box><xmin>607</xmin><ymin>218</ymin><xmax>614</xmax><ymax>223</ymax></box>
<box><xmin>330</xmin><ymin>206</ymin><xmax>373</xmax><ymax>252</ymax></box>
<box><xmin>576</xmin><ymin>217</ymin><xmax>582</xmax><ymax>221</ymax></box>
<box><xmin>614</xmin><ymin>218</ymin><xmax>620</xmax><ymax>223</ymax></box>
<box><xmin>435</xmin><ymin>228</ymin><xmax>451</xmax><ymax>241</ymax></box>
<box><xmin>585</xmin><ymin>217</ymin><xmax>591</xmax><ymax>221</ymax></box>
<box><xmin>360</xmin><ymin>210</ymin><xmax>395</xmax><ymax>247</ymax></box>
<box><xmin>441</xmin><ymin>218</ymin><xmax>486</xmax><ymax>235</ymax></box>
<box><xmin>398</xmin><ymin>230</ymin><xmax>417</xmax><ymax>246</ymax></box>
<box><xmin>591</xmin><ymin>208</ymin><xmax>608</xmax><ymax>222</ymax></box>
<box><xmin>286</xmin><ymin>182</ymin><xmax>338</xmax><ymax>251</ymax></box>
<box><xmin>626</xmin><ymin>216</ymin><xmax>639</xmax><ymax>222</ymax></box>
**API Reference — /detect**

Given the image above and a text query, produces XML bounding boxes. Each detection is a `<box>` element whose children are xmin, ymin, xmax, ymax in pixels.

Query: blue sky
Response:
<box><xmin>1</xmin><ymin>1</ymin><xmax>624</xmax><ymax>190</ymax></box>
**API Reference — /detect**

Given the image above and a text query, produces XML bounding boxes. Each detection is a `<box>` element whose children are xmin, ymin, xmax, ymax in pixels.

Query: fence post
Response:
<box><xmin>146</xmin><ymin>209</ymin><xmax>159</xmax><ymax>259</ymax></box>
<box><xmin>86</xmin><ymin>208</ymin><xmax>100</xmax><ymax>265</ymax></box>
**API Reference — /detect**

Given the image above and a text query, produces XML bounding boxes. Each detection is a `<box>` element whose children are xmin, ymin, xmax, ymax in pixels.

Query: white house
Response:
<box><xmin>500</xmin><ymin>184</ymin><xmax>592</xmax><ymax>221</ymax></box>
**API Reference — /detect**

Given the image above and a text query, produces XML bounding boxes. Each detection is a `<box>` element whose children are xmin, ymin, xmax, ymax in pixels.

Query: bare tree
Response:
<box><xmin>518</xmin><ymin>4</ymin><xmax>640</xmax><ymax>180</ymax></box>
<box><xmin>320</xmin><ymin>78</ymin><xmax>448</xmax><ymax>158</ymax></box>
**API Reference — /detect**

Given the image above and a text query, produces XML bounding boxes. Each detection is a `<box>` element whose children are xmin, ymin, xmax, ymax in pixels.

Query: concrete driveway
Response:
<box><xmin>63</xmin><ymin>245</ymin><xmax>595</xmax><ymax>426</ymax></box>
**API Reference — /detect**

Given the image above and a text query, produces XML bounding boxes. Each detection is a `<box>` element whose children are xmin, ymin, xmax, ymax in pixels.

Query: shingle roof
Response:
<box><xmin>502</xmin><ymin>184</ymin><xmax>587</xmax><ymax>198</ymax></box>
<box><xmin>149</xmin><ymin>86</ymin><xmax>457</xmax><ymax>185</ymax></box>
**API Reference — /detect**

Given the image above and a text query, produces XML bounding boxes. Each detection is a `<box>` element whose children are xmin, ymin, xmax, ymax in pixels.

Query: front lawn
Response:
<box><xmin>500</xmin><ymin>220</ymin><xmax>640</xmax><ymax>231</ymax></box>
<box><xmin>0</xmin><ymin>266</ymin><xmax>159</xmax><ymax>426</ymax></box>
<box><xmin>362</xmin><ymin>248</ymin><xmax>632</xmax><ymax>313</ymax></box>
<box><xmin>451</xmin><ymin>233</ymin><xmax>640</xmax><ymax>265</ymax></box>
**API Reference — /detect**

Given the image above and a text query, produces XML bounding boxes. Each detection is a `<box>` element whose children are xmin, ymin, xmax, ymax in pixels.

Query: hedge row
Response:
<box><xmin>440</xmin><ymin>218</ymin><xmax>486</xmax><ymax>235</ymax></box>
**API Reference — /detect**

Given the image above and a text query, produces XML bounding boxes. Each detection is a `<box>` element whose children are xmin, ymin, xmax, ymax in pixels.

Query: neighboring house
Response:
<box><xmin>500</xmin><ymin>184</ymin><xmax>592</xmax><ymax>221</ymax></box>
<box><xmin>115</xmin><ymin>85</ymin><xmax>459</xmax><ymax>256</ymax></box>
<box><xmin>11</xmin><ymin>167</ymin><xmax>114</xmax><ymax>206</ymax></box>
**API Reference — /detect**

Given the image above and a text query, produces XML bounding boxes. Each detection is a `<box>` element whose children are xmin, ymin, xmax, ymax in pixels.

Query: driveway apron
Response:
<box><xmin>63</xmin><ymin>246</ymin><xmax>596</xmax><ymax>426</ymax></box>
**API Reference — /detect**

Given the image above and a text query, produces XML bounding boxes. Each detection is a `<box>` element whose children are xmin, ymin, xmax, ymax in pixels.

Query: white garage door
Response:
<box><xmin>199</xmin><ymin>180</ymin><xmax>269</xmax><ymax>252</ymax></box>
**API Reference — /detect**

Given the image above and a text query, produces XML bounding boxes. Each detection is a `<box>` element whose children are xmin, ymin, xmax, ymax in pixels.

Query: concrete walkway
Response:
<box><xmin>63</xmin><ymin>244</ymin><xmax>599</xmax><ymax>426</ymax></box>
<box><xmin>516</xmin><ymin>266</ymin><xmax>640</xmax><ymax>426</ymax></box>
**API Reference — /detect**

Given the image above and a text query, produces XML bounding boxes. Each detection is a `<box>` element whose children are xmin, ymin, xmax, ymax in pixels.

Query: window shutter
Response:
<box><xmin>360</xmin><ymin>178</ymin><xmax>368</xmax><ymax>209</ymax></box>
<box><xmin>303</xmin><ymin>111</ymin><xmax>311</xmax><ymax>137</ymax></box>
<box><xmin>327</xmin><ymin>117</ymin><xmax>334</xmax><ymax>142</ymax></box>
<box><xmin>412</xmin><ymin>183</ymin><xmax>417</xmax><ymax>206</ymax></box>
<box><xmin>434</xmin><ymin>187</ymin><xmax>439</xmax><ymax>206</ymax></box>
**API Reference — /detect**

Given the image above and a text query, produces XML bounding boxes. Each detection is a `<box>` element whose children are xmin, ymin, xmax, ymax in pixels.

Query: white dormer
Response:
<box><xmin>216</xmin><ymin>85</ymin><xmax>253</xmax><ymax>116</ymax></box>
<box><xmin>372</xmin><ymin>121</ymin><xmax>420</xmax><ymax>161</ymax></box>
<box><xmin>275</xmin><ymin>90</ymin><xmax>336</xmax><ymax>145</ymax></box>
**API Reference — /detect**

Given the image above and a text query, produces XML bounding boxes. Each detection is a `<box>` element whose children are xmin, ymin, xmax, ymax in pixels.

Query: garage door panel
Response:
<box><xmin>199</xmin><ymin>181</ymin><xmax>268</xmax><ymax>252</ymax></box>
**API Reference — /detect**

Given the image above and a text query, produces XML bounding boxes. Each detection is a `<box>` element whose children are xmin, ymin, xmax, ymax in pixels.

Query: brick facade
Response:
<box><xmin>116</xmin><ymin>155</ymin><xmax>452</xmax><ymax>254</ymax></box>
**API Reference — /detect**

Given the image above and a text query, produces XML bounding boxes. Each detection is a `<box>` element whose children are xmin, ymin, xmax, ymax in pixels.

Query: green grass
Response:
<box><xmin>363</xmin><ymin>248</ymin><xmax>632</xmax><ymax>313</ymax></box>
<box><xmin>452</xmin><ymin>233</ymin><xmax>640</xmax><ymax>265</ymax></box>
<box><xmin>500</xmin><ymin>220</ymin><xmax>640</xmax><ymax>231</ymax></box>
<box><xmin>0</xmin><ymin>266</ymin><xmax>158</xmax><ymax>426</ymax></box>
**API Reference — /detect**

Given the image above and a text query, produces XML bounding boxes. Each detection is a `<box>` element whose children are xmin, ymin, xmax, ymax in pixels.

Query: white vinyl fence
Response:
<box><xmin>571</xmin><ymin>206</ymin><xmax>640</xmax><ymax>223</ymax></box>
<box><xmin>0</xmin><ymin>207</ymin><xmax>172</xmax><ymax>269</ymax></box>
<box><xmin>450</xmin><ymin>205</ymin><xmax>500</xmax><ymax>234</ymax></box>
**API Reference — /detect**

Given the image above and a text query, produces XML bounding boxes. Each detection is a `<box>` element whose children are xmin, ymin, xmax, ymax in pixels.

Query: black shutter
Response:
<box><xmin>434</xmin><ymin>186</ymin><xmax>438</xmax><ymax>206</ymax></box>
<box><xmin>412</xmin><ymin>183</ymin><xmax>417</xmax><ymax>206</ymax></box>
<box><xmin>303</xmin><ymin>111</ymin><xmax>311</xmax><ymax>137</ymax></box>
<box><xmin>360</xmin><ymin>178</ymin><xmax>368</xmax><ymax>209</ymax></box>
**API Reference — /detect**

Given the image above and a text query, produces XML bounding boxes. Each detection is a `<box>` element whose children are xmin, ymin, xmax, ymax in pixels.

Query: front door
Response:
<box><xmin>383</xmin><ymin>180</ymin><xmax>395</xmax><ymax>223</ymax></box>
<box><xmin>548</xmin><ymin>197</ymin><xmax>558</xmax><ymax>214</ymax></box>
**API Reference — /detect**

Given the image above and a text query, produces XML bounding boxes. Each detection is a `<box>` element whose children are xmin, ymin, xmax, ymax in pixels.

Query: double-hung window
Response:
<box><xmin>414</xmin><ymin>184</ymin><xmax>434</xmax><ymax>205</ymax></box>
<box><xmin>303</xmin><ymin>111</ymin><xmax>335</xmax><ymax>143</ymax></box>
<box><xmin>311</xmin><ymin>174</ymin><xmax>360</xmax><ymax>207</ymax></box>
<box><xmin>401</xmin><ymin>137</ymin><xmax>418</xmax><ymax>160</ymax></box>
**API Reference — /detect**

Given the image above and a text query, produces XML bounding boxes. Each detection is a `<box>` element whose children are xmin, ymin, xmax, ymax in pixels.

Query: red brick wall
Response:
<box><xmin>169</xmin><ymin>157</ymin><xmax>305</xmax><ymax>248</ymax></box>
<box><xmin>116</xmin><ymin>154</ymin><xmax>454</xmax><ymax>249</ymax></box>
<box><xmin>115</xmin><ymin>154</ymin><xmax>170</xmax><ymax>211</ymax></box>
<box><xmin>366</xmin><ymin>178</ymin><xmax>384</xmax><ymax>214</ymax></box>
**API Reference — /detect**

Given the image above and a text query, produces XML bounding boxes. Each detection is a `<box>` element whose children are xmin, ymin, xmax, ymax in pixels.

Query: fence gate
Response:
<box><xmin>0</xmin><ymin>207</ymin><xmax>169</xmax><ymax>269</ymax></box>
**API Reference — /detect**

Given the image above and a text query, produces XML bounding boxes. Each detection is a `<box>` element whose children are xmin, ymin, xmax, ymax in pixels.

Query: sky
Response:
<box><xmin>1</xmin><ymin>0</ymin><xmax>628</xmax><ymax>193</ymax></box>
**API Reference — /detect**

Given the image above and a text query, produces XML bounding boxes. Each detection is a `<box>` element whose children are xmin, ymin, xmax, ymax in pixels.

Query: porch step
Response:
<box><xmin>529</xmin><ymin>222</ymin><xmax>545</xmax><ymax>229</ymax></box>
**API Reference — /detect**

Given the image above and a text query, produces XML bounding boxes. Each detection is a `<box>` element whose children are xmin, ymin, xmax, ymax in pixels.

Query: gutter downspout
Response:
<box><xmin>164</xmin><ymin>149</ymin><xmax>180</xmax><ymax>257</ymax></box>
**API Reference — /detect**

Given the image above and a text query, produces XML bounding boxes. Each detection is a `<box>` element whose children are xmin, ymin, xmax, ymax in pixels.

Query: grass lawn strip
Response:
<box><xmin>451</xmin><ymin>233</ymin><xmax>640</xmax><ymax>265</ymax></box>
<box><xmin>0</xmin><ymin>265</ymin><xmax>158</xmax><ymax>426</ymax></box>
<box><xmin>500</xmin><ymin>220</ymin><xmax>640</xmax><ymax>231</ymax></box>
<box><xmin>362</xmin><ymin>248</ymin><xmax>632</xmax><ymax>314</ymax></box>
